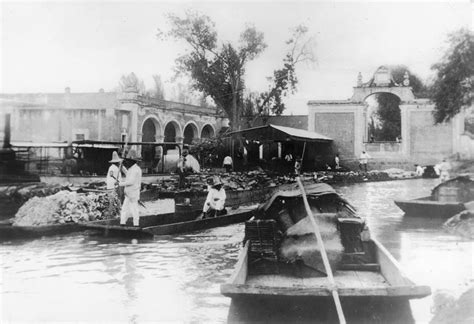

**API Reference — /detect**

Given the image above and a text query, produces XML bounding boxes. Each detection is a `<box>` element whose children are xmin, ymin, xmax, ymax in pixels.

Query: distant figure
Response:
<box><xmin>334</xmin><ymin>154</ymin><xmax>340</xmax><ymax>170</ymax></box>
<box><xmin>369</xmin><ymin>135</ymin><xmax>375</xmax><ymax>143</ymax></box>
<box><xmin>437</xmin><ymin>159</ymin><xmax>451</xmax><ymax>182</ymax></box>
<box><xmin>294</xmin><ymin>158</ymin><xmax>302</xmax><ymax>175</ymax></box>
<box><xmin>359</xmin><ymin>151</ymin><xmax>371</xmax><ymax>172</ymax></box>
<box><xmin>177</xmin><ymin>149</ymin><xmax>200</xmax><ymax>189</ymax></box>
<box><xmin>203</xmin><ymin>177</ymin><xmax>227</xmax><ymax>218</ymax></box>
<box><xmin>119</xmin><ymin>149</ymin><xmax>142</xmax><ymax>226</ymax></box>
<box><xmin>223</xmin><ymin>155</ymin><xmax>233</xmax><ymax>172</ymax></box>
<box><xmin>106</xmin><ymin>151</ymin><xmax>122</xmax><ymax>189</ymax></box>
<box><xmin>396</xmin><ymin>136</ymin><xmax>401</xmax><ymax>143</ymax></box>
<box><xmin>285</xmin><ymin>152</ymin><xmax>294</xmax><ymax>173</ymax></box>
<box><xmin>415</xmin><ymin>164</ymin><xmax>425</xmax><ymax>177</ymax></box>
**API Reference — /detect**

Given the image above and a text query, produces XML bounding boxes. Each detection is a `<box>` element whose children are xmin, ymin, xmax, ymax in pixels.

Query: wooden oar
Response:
<box><xmin>295</xmin><ymin>176</ymin><xmax>346</xmax><ymax>324</ymax></box>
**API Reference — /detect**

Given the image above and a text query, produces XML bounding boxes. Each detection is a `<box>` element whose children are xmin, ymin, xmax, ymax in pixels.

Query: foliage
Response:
<box><xmin>242</xmin><ymin>25</ymin><xmax>316</xmax><ymax>125</ymax></box>
<box><xmin>254</xmin><ymin>25</ymin><xmax>316</xmax><ymax>117</ymax></box>
<box><xmin>431</xmin><ymin>29</ymin><xmax>474</xmax><ymax>123</ymax></box>
<box><xmin>158</xmin><ymin>11</ymin><xmax>266</xmax><ymax>130</ymax></box>
<box><xmin>119</xmin><ymin>72</ymin><xmax>146</xmax><ymax>94</ymax></box>
<box><xmin>151</xmin><ymin>74</ymin><xmax>165</xmax><ymax>100</ymax></box>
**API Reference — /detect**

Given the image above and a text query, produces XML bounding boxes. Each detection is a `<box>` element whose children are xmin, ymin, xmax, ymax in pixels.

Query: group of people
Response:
<box><xmin>106</xmin><ymin>147</ymin><xmax>230</xmax><ymax>226</ymax></box>
<box><xmin>106</xmin><ymin>149</ymin><xmax>143</xmax><ymax>227</ymax></box>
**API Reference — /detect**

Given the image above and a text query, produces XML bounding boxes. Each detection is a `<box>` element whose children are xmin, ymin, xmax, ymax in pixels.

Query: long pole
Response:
<box><xmin>295</xmin><ymin>176</ymin><xmax>346</xmax><ymax>324</ymax></box>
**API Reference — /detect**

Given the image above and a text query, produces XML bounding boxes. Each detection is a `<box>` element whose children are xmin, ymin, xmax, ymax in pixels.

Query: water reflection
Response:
<box><xmin>1</xmin><ymin>179</ymin><xmax>472</xmax><ymax>323</ymax></box>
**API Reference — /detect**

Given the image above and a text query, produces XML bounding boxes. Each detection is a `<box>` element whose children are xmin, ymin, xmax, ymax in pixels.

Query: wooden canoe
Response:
<box><xmin>0</xmin><ymin>221</ymin><xmax>85</xmax><ymax>240</ymax></box>
<box><xmin>394</xmin><ymin>196</ymin><xmax>465</xmax><ymax>218</ymax></box>
<box><xmin>221</xmin><ymin>239</ymin><xmax>430</xmax><ymax>323</ymax></box>
<box><xmin>84</xmin><ymin>206</ymin><xmax>256</xmax><ymax>238</ymax></box>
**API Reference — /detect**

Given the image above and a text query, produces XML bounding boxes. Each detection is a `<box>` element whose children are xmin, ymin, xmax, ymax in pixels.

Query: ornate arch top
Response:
<box><xmin>351</xmin><ymin>66</ymin><xmax>415</xmax><ymax>103</ymax></box>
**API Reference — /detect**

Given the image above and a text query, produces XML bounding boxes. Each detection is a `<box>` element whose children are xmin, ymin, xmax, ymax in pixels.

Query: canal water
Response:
<box><xmin>1</xmin><ymin>178</ymin><xmax>472</xmax><ymax>323</ymax></box>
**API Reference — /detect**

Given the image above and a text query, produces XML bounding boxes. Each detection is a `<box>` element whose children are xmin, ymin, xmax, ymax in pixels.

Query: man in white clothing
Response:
<box><xmin>203</xmin><ymin>177</ymin><xmax>227</xmax><ymax>218</ymax></box>
<box><xmin>106</xmin><ymin>151</ymin><xmax>122</xmax><ymax>189</ymax></box>
<box><xmin>119</xmin><ymin>149</ymin><xmax>142</xmax><ymax>226</ymax></box>
<box><xmin>223</xmin><ymin>155</ymin><xmax>233</xmax><ymax>172</ymax></box>
<box><xmin>359</xmin><ymin>151</ymin><xmax>371</xmax><ymax>172</ymax></box>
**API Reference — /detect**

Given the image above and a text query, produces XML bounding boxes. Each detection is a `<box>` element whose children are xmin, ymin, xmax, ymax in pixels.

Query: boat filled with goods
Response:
<box><xmin>221</xmin><ymin>182</ymin><xmax>431</xmax><ymax>323</ymax></box>
<box><xmin>0</xmin><ymin>190</ymin><xmax>120</xmax><ymax>240</ymax></box>
<box><xmin>394</xmin><ymin>176</ymin><xmax>474</xmax><ymax>218</ymax></box>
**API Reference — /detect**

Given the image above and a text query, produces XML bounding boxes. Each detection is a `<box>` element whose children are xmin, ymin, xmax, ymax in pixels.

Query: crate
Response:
<box><xmin>245</xmin><ymin>219</ymin><xmax>280</xmax><ymax>275</ymax></box>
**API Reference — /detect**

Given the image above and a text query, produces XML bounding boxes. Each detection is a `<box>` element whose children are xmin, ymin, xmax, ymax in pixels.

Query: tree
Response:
<box><xmin>431</xmin><ymin>29</ymin><xmax>474</xmax><ymax>123</ymax></box>
<box><xmin>151</xmin><ymin>74</ymin><xmax>165</xmax><ymax>100</ymax></box>
<box><xmin>119</xmin><ymin>72</ymin><xmax>146</xmax><ymax>94</ymax></box>
<box><xmin>252</xmin><ymin>25</ymin><xmax>316</xmax><ymax>118</ymax></box>
<box><xmin>158</xmin><ymin>11</ymin><xmax>266</xmax><ymax>130</ymax></box>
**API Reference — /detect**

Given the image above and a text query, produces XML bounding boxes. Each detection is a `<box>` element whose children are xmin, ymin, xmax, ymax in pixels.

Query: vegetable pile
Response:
<box><xmin>13</xmin><ymin>190</ymin><xmax>120</xmax><ymax>226</ymax></box>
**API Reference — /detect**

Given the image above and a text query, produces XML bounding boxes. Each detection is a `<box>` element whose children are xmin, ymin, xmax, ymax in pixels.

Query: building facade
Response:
<box><xmin>0</xmin><ymin>88</ymin><xmax>226</xmax><ymax>147</ymax></box>
<box><xmin>307</xmin><ymin>66</ymin><xmax>471</xmax><ymax>168</ymax></box>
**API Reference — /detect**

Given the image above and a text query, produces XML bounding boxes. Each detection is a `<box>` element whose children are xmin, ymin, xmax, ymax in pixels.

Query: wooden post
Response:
<box><xmin>296</xmin><ymin>176</ymin><xmax>346</xmax><ymax>324</ymax></box>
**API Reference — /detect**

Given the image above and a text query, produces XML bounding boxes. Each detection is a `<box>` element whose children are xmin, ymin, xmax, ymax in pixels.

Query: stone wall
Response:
<box><xmin>408</xmin><ymin>109</ymin><xmax>453</xmax><ymax>164</ymax></box>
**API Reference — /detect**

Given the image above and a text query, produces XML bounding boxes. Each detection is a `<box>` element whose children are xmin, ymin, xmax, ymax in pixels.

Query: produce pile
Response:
<box><xmin>13</xmin><ymin>190</ymin><xmax>120</xmax><ymax>226</ymax></box>
<box><xmin>142</xmin><ymin>169</ymin><xmax>412</xmax><ymax>194</ymax></box>
<box><xmin>0</xmin><ymin>183</ymin><xmax>65</xmax><ymax>205</ymax></box>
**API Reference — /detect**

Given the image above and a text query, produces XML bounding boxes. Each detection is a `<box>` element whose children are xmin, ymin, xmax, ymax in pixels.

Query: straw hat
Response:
<box><xmin>124</xmin><ymin>149</ymin><xmax>141</xmax><ymax>161</ymax></box>
<box><xmin>109</xmin><ymin>151</ymin><xmax>123</xmax><ymax>163</ymax></box>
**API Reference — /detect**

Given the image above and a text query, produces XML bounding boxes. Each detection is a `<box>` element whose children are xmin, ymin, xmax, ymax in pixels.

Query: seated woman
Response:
<box><xmin>203</xmin><ymin>176</ymin><xmax>227</xmax><ymax>218</ymax></box>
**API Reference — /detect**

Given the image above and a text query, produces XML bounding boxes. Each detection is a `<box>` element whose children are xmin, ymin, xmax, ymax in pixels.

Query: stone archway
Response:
<box><xmin>183</xmin><ymin>122</ymin><xmax>199</xmax><ymax>145</ymax></box>
<box><xmin>164</xmin><ymin>120</ymin><xmax>181</xmax><ymax>143</ymax></box>
<box><xmin>201</xmin><ymin>124</ymin><xmax>215</xmax><ymax>139</ymax></box>
<box><xmin>364</xmin><ymin>92</ymin><xmax>402</xmax><ymax>143</ymax></box>
<box><xmin>141</xmin><ymin>117</ymin><xmax>161</xmax><ymax>172</ymax></box>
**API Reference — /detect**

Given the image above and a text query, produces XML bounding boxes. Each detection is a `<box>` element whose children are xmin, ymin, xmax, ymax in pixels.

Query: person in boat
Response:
<box><xmin>177</xmin><ymin>148</ymin><xmax>200</xmax><ymax>189</ymax></box>
<box><xmin>118</xmin><ymin>149</ymin><xmax>142</xmax><ymax>226</ymax></box>
<box><xmin>415</xmin><ymin>164</ymin><xmax>425</xmax><ymax>177</ymax></box>
<box><xmin>106</xmin><ymin>151</ymin><xmax>122</xmax><ymax>189</ymax></box>
<box><xmin>203</xmin><ymin>176</ymin><xmax>227</xmax><ymax>218</ymax></box>
<box><xmin>104</xmin><ymin>151</ymin><xmax>122</xmax><ymax>219</ymax></box>
<box><xmin>437</xmin><ymin>159</ymin><xmax>451</xmax><ymax>182</ymax></box>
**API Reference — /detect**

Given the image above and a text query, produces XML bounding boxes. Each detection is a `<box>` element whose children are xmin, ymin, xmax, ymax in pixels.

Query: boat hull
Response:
<box><xmin>0</xmin><ymin>222</ymin><xmax>84</xmax><ymax>240</ymax></box>
<box><xmin>394</xmin><ymin>197</ymin><xmax>465</xmax><ymax>218</ymax></box>
<box><xmin>143</xmin><ymin>209</ymin><xmax>254</xmax><ymax>236</ymax></box>
<box><xmin>84</xmin><ymin>208</ymin><xmax>255</xmax><ymax>238</ymax></box>
<box><xmin>221</xmin><ymin>238</ymin><xmax>430</xmax><ymax>323</ymax></box>
<box><xmin>227</xmin><ymin>295</ymin><xmax>415</xmax><ymax>324</ymax></box>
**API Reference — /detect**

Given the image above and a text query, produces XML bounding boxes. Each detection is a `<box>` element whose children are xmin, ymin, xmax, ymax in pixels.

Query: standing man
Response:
<box><xmin>119</xmin><ymin>149</ymin><xmax>142</xmax><ymax>226</ymax></box>
<box><xmin>106</xmin><ymin>151</ymin><xmax>122</xmax><ymax>189</ymax></box>
<box><xmin>334</xmin><ymin>154</ymin><xmax>340</xmax><ymax>170</ymax></box>
<box><xmin>177</xmin><ymin>148</ymin><xmax>200</xmax><ymax>189</ymax></box>
<box><xmin>104</xmin><ymin>151</ymin><xmax>123</xmax><ymax>219</ymax></box>
<box><xmin>359</xmin><ymin>151</ymin><xmax>371</xmax><ymax>172</ymax></box>
<box><xmin>223</xmin><ymin>155</ymin><xmax>233</xmax><ymax>172</ymax></box>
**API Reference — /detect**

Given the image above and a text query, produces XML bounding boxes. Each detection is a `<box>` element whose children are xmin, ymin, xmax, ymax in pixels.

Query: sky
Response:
<box><xmin>0</xmin><ymin>0</ymin><xmax>472</xmax><ymax>115</ymax></box>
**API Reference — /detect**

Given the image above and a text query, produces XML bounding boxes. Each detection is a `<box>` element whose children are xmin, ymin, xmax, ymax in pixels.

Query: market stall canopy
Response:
<box><xmin>227</xmin><ymin>124</ymin><xmax>332</xmax><ymax>143</ymax></box>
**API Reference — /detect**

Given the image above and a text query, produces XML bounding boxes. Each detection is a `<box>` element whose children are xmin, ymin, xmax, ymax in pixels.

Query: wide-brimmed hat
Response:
<box><xmin>124</xmin><ymin>149</ymin><xmax>141</xmax><ymax>161</ymax></box>
<box><xmin>109</xmin><ymin>151</ymin><xmax>123</xmax><ymax>163</ymax></box>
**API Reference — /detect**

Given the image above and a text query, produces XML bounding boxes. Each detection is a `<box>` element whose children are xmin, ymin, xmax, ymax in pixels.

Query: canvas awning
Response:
<box><xmin>227</xmin><ymin>124</ymin><xmax>332</xmax><ymax>143</ymax></box>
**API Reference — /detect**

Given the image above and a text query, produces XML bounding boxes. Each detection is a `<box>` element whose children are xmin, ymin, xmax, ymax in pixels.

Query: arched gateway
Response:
<box><xmin>308</xmin><ymin>66</ymin><xmax>458</xmax><ymax>167</ymax></box>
